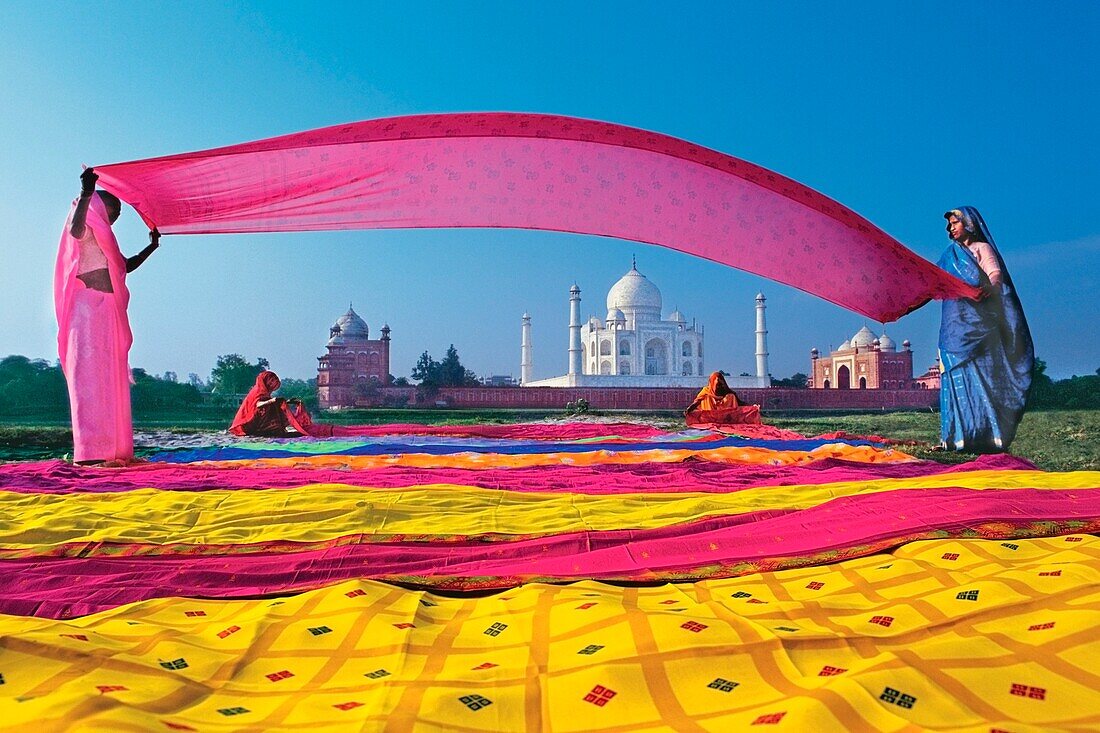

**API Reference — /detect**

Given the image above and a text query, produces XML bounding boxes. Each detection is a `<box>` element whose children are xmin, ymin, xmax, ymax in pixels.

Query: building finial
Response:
<box><xmin>631</xmin><ymin>253</ymin><xmax>636</xmax><ymax>270</ymax></box>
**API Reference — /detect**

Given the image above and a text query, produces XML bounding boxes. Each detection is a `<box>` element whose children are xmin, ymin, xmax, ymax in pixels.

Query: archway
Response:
<box><xmin>644</xmin><ymin>339</ymin><xmax>668</xmax><ymax>375</ymax></box>
<box><xmin>859</xmin><ymin>376</ymin><xmax>867</xmax><ymax>389</ymax></box>
<box><xmin>837</xmin><ymin>365</ymin><xmax>851</xmax><ymax>389</ymax></box>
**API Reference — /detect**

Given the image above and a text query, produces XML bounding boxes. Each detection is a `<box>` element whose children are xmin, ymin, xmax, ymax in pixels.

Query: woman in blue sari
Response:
<box><xmin>938</xmin><ymin>206</ymin><xmax>1033</xmax><ymax>452</ymax></box>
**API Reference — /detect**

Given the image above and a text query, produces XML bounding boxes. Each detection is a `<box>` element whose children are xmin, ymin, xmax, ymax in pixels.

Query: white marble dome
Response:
<box><xmin>851</xmin><ymin>326</ymin><xmax>876</xmax><ymax>349</ymax></box>
<box><xmin>669</xmin><ymin>309</ymin><xmax>686</xmax><ymax>323</ymax></box>
<box><xmin>878</xmin><ymin>332</ymin><xmax>896</xmax><ymax>351</ymax></box>
<box><xmin>606</xmin><ymin>264</ymin><xmax>662</xmax><ymax>314</ymax></box>
<box><xmin>606</xmin><ymin>307</ymin><xmax>625</xmax><ymax>322</ymax></box>
<box><xmin>332</xmin><ymin>306</ymin><xmax>369</xmax><ymax>340</ymax></box>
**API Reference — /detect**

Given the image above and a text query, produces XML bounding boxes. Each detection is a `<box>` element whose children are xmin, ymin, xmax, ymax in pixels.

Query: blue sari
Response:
<box><xmin>938</xmin><ymin>206</ymin><xmax>1033</xmax><ymax>452</ymax></box>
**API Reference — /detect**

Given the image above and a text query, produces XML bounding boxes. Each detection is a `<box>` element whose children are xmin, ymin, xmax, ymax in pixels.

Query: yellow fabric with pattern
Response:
<box><xmin>1</xmin><ymin>469</ymin><xmax>1095</xmax><ymax>553</ymax></box>
<box><xmin>0</xmin><ymin>535</ymin><xmax>1096</xmax><ymax>731</ymax></box>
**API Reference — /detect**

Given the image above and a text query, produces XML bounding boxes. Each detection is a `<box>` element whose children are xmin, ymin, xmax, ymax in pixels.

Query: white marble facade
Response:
<box><xmin>524</xmin><ymin>262</ymin><xmax>770</xmax><ymax>389</ymax></box>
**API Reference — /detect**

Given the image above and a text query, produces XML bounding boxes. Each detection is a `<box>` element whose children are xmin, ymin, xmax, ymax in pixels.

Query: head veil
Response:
<box><xmin>53</xmin><ymin>194</ymin><xmax>134</xmax><ymax>378</ymax></box>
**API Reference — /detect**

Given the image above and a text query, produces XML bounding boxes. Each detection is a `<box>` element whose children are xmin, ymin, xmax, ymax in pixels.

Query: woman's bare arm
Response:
<box><xmin>69</xmin><ymin>169</ymin><xmax>98</xmax><ymax>238</ymax></box>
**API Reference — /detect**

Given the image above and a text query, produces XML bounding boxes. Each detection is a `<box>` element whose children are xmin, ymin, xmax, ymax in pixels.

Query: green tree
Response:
<box><xmin>438</xmin><ymin>344</ymin><xmax>481</xmax><ymax>387</ymax></box>
<box><xmin>772</xmin><ymin>372</ymin><xmax>809</xmax><ymax>388</ymax></box>
<box><xmin>411</xmin><ymin>351</ymin><xmax>441</xmax><ymax>387</ymax></box>
<box><xmin>210</xmin><ymin>354</ymin><xmax>269</xmax><ymax>395</ymax></box>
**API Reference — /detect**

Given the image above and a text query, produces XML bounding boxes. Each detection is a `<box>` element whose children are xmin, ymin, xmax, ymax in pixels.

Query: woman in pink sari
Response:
<box><xmin>55</xmin><ymin>169</ymin><xmax>159</xmax><ymax>464</ymax></box>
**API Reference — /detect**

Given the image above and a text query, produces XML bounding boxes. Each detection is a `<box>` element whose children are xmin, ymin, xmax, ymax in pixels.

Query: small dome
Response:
<box><xmin>851</xmin><ymin>326</ymin><xmax>876</xmax><ymax>349</ymax></box>
<box><xmin>838</xmin><ymin>339</ymin><xmax>852</xmax><ymax>351</ymax></box>
<box><xmin>878</xmin><ymin>332</ymin><xmax>896</xmax><ymax>351</ymax></box>
<box><xmin>669</xmin><ymin>309</ymin><xmax>686</xmax><ymax>323</ymax></box>
<box><xmin>606</xmin><ymin>263</ymin><xmax>662</xmax><ymax>314</ymax></box>
<box><xmin>606</xmin><ymin>307</ymin><xmax>625</xmax><ymax>322</ymax></box>
<box><xmin>333</xmin><ymin>305</ymin><xmax>369</xmax><ymax>340</ymax></box>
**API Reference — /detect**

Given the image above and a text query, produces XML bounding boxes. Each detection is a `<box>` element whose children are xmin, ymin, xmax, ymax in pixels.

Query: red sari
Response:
<box><xmin>229</xmin><ymin>372</ymin><xmax>314</xmax><ymax>437</ymax></box>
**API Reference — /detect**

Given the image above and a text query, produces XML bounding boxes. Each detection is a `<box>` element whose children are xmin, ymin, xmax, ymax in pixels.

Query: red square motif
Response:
<box><xmin>941</xmin><ymin>552</ymin><xmax>959</xmax><ymax>560</ymax></box>
<box><xmin>806</xmin><ymin>581</ymin><xmax>824</xmax><ymax>590</ymax></box>
<box><xmin>392</xmin><ymin>623</ymin><xmax>415</xmax><ymax>629</ymax></box>
<box><xmin>1028</xmin><ymin>622</ymin><xmax>1055</xmax><ymax>631</ymax></box>
<box><xmin>818</xmin><ymin>665</ymin><xmax>847</xmax><ymax>676</ymax></box>
<box><xmin>97</xmin><ymin>685</ymin><xmax>128</xmax><ymax>694</ymax></box>
<box><xmin>1065</xmin><ymin>536</ymin><xmax>1082</xmax><ymax>542</ymax></box>
<box><xmin>1028</xmin><ymin>687</ymin><xmax>1046</xmax><ymax>700</ymax></box>
<box><xmin>333</xmin><ymin>701</ymin><xmax>363</xmax><ymax>711</ymax></box>
<box><xmin>583</xmin><ymin>685</ymin><xmax>617</xmax><ymax>707</ymax></box>
<box><xmin>345</xmin><ymin>589</ymin><xmax>366</xmax><ymax>598</ymax></box>
<box><xmin>1039</xmin><ymin>570</ymin><xmax>1062</xmax><ymax>576</ymax></box>
<box><xmin>681</xmin><ymin>621</ymin><xmax>708</xmax><ymax>633</ymax></box>
<box><xmin>217</xmin><ymin>625</ymin><xmax>241</xmax><ymax>639</ymax></box>
<box><xmin>752</xmin><ymin>712</ymin><xmax>786</xmax><ymax>725</ymax></box>
<box><xmin>576</xmin><ymin>603</ymin><xmax>597</xmax><ymax>610</ymax></box>
<box><xmin>659</xmin><ymin>600</ymin><xmax>678</xmax><ymax>605</ymax></box>
<box><xmin>266</xmin><ymin>670</ymin><xmax>294</xmax><ymax>682</ymax></box>
<box><xmin>184</xmin><ymin>610</ymin><xmax>206</xmax><ymax>617</ymax></box>
<box><xmin>869</xmin><ymin>615</ymin><xmax>894</xmax><ymax>627</ymax></box>
<box><xmin>472</xmin><ymin>662</ymin><xmax>498</xmax><ymax>670</ymax></box>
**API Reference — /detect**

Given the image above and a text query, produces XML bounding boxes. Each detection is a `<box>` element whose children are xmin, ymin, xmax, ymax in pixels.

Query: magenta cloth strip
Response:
<box><xmin>3</xmin><ymin>485</ymin><xmax>1091</xmax><ymax>618</ymax></box>
<box><xmin>0</xmin><ymin>454</ymin><xmax>1033</xmax><ymax>495</ymax></box>
<box><xmin>94</xmin><ymin>114</ymin><xmax>976</xmax><ymax>321</ymax></box>
<box><xmin>326</xmin><ymin>422</ymin><xmax>676</xmax><ymax>440</ymax></box>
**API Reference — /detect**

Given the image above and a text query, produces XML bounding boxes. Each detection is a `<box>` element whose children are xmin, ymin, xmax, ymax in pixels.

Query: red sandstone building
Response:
<box><xmin>317</xmin><ymin>306</ymin><xmax>391</xmax><ymax>408</ymax></box>
<box><xmin>810</xmin><ymin>326</ymin><xmax>917</xmax><ymax>389</ymax></box>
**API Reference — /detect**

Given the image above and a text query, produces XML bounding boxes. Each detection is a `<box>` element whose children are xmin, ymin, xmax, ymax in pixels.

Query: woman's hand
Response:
<box><xmin>80</xmin><ymin>168</ymin><xmax>98</xmax><ymax>196</ymax></box>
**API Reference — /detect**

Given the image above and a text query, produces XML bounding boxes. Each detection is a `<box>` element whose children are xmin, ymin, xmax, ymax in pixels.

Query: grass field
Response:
<box><xmin>0</xmin><ymin>409</ymin><xmax>1096</xmax><ymax>471</ymax></box>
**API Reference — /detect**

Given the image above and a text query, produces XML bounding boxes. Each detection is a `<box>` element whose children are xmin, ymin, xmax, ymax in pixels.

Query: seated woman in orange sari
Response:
<box><xmin>229</xmin><ymin>371</ymin><xmax>321</xmax><ymax>437</ymax></box>
<box><xmin>685</xmin><ymin>372</ymin><xmax>760</xmax><ymax>428</ymax></box>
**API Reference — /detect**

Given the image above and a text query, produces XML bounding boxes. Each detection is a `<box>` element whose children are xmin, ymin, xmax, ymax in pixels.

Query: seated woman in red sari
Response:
<box><xmin>684</xmin><ymin>372</ymin><xmax>760</xmax><ymax>428</ymax></box>
<box><xmin>229</xmin><ymin>371</ymin><xmax>321</xmax><ymax>437</ymax></box>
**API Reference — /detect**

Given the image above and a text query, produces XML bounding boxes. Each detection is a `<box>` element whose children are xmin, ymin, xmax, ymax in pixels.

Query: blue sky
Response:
<box><xmin>2</xmin><ymin>2</ymin><xmax>1097</xmax><ymax>381</ymax></box>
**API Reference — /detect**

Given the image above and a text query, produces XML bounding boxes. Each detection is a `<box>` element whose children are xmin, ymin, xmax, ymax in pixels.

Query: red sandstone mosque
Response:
<box><xmin>316</xmin><ymin>305</ymin><xmax>391</xmax><ymax>408</ymax></box>
<box><xmin>809</xmin><ymin>326</ymin><xmax>939</xmax><ymax>390</ymax></box>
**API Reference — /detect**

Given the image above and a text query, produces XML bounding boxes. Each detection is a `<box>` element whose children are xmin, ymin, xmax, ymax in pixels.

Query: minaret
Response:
<box><xmin>380</xmin><ymin>324</ymin><xmax>391</xmax><ymax>385</ymax></box>
<box><xmin>755</xmin><ymin>292</ymin><xmax>769</xmax><ymax>381</ymax></box>
<box><xmin>568</xmin><ymin>284</ymin><xmax>582</xmax><ymax>376</ymax></box>
<box><xmin>520</xmin><ymin>313</ymin><xmax>533</xmax><ymax>385</ymax></box>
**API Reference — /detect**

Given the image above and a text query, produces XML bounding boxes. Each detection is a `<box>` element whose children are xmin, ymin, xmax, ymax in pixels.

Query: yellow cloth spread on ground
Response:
<box><xmin>0</xmin><ymin>535</ymin><xmax>1096</xmax><ymax>732</ymax></box>
<box><xmin>202</xmin><ymin>442</ymin><xmax>914</xmax><ymax>470</ymax></box>
<box><xmin>2</xmin><ymin>469</ymin><xmax>1096</xmax><ymax>553</ymax></box>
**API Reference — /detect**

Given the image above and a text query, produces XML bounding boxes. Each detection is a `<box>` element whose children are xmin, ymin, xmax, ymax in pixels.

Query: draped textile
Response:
<box><xmin>1</xmin><ymin>421</ymin><xmax>1096</xmax><ymax>731</ymax></box>
<box><xmin>938</xmin><ymin>207</ymin><xmax>1034</xmax><ymax>451</ymax></box>
<box><xmin>92</xmin><ymin>113</ymin><xmax>979</xmax><ymax>322</ymax></box>
<box><xmin>53</xmin><ymin>196</ymin><xmax>134</xmax><ymax>462</ymax></box>
<box><xmin>685</xmin><ymin>371</ymin><xmax>761</xmax><ymax>428</ymax></box>
<box><xmin>2</xmin><ymin>537</ymin><xmax>1097</xmax><ymax>732</ymax></box>
<box><xmin>229</xmin><ymin>371</ymin><xmax>313</xmax><ymax>437</ymax></box>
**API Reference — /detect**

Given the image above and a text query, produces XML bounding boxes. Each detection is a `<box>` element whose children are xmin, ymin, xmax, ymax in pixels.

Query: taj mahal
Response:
<box><xmin>522</xmin><ymin>261</ymin><xmax>771</xmax><ymax>389</ymax></box>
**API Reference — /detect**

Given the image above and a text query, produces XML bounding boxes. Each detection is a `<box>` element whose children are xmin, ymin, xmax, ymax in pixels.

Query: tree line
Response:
<box><xmin>2</xmin><ymin>352</ymin><xmax>1093</xmax><ymax>417</ymax></box>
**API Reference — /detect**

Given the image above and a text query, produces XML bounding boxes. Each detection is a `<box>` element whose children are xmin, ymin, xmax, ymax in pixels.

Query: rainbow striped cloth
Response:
<box><xmin>0</xmin><ymin>422</ymin><xmax>1097</xmax><ymax>730</ymax></box>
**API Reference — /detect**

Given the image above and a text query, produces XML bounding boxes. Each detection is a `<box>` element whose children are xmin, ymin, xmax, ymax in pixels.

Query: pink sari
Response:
<box><xmin>54</xmin><ymin>196</ymin><xmax>134</xmax><ymax>462</ymax></box>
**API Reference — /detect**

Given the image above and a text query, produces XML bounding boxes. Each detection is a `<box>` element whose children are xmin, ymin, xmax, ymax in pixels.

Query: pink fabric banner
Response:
<box><xmin>0</xmin><ymin>454</ymin><xmax>1032</xmax><ymax>495</ymax></box>
<box><xmin>2</xmin><ymin>486</ymin><xmax>1093</xmax><ymax>618</ymax></box>
<box><xmin>93</xmin><ymin>113</ymin><xmax>976</xmax><ymax>321</ymax></box>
